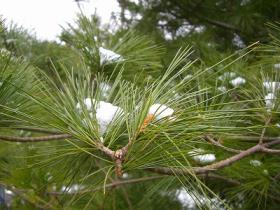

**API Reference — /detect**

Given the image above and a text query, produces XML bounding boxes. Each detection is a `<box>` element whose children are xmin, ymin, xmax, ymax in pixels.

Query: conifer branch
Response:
<box><xmin>0</xmin><ymin>134</ymin><xmax>71</xmax><ymax>142</ymax></box>
<box><xmin>260</xmin><ymin>148</ymin><xmax>280</xmax><ymax>154</ymax></box>
<box><xmin>259</xmin><ymin>116</ymin><xmax>272</xmax><ymax>144</ymax></box>
<box><xmin>148</xmin><ymin>139</ymin><xmax>280</xmax><ymax>175</ymax></box>
<box><xmin>14</xmin><ymin>127</ymin><xmax>61</xmax><ymax>134</ymax></box>
<box><xmin>49</xmin><ymin>175</ymin><xmax>165</xmax><ymax>195</ymax></box>
<box><xmin>204</xmin><ymin>135</ymin><xmax>242</xmax><ymax>153</ymax></box>
<box><xmin>199</xmin><ymin>173</ymin><xmax>241</xmax><ymax>186</ymax></box>
<box><xmin>195</xmin><ymin>14</ymin><xmax>241</xmax><ymax>32</ymax></box>
<box><xmin>49</xmin><ymin>173</ymin><xmax>240</xmax><ymax>195</ymax></box>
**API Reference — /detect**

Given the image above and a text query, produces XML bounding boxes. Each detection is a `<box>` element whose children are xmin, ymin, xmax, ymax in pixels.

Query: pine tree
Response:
<box><xmin>0</xmin><ymin>12</ymin><xmax>280</xmax><ymax>210</ymax></box>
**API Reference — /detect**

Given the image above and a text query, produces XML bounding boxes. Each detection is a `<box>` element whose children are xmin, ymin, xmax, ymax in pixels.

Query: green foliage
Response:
<box><xmin>0</xmin><ymin>8</ymin><xmax>280</xmax><ymax>210</ymax></box>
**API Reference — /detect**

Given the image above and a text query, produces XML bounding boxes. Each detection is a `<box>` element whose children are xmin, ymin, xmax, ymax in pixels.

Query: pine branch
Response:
<box><xmin>259</xmin><ymin>116</ymin><xmax>272</xmax><ymax>144</ymax></box>
<box><xmin>95</xmin><ymin>142</ymin><xmax>115</xmax><ymax>158</ymax></box>
<box><xmin>195</xmin><ymin>14</ymin><xmax>241</xmax><ymax>32</ymax></box>
<box><xmin>204</xmin><ymin>135</ymin><xmax>242</xmax><ymax>153</ymax></box>
<box><xmin>49</xmin><ymin>176</ymin><xmax>165</xmax><ymax>195</ymax></box>
<box><xmin>199</xmin><ymin>173</ymin><xmax>241</xmax><ymax>186</ymax></box>
<box><xmin>48</xmin><ymin>173</ymin><xmax>239</xmax><ymax>195</ymax></box>
<box><xmin>147</xmin><ymin>139</ymin><xmax>280</xmax><ymax>175</ymax></box>
<box><xmin>0</xmin><ymin>134</ymin><xmax>71</xmax><ymax>142</ymax></box>
<box><xmin>13</xmin><ymin>127</ymin><xmax>62</xmax><ymax>134</ymax></box>
<box><xmin>261</xmin><ymin>148</ymin><xmax>280</xmax><ymax>154</ymax></box>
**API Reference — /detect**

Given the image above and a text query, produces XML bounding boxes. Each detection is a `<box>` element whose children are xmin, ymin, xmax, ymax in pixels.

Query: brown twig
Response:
<box><xmin>49</xmin><ymin>173</ymin><xmax>242</xmax><ymax>196</ymax></box>
<box><xmin>13</xmin><ymin>127</ymin><xmax>62</xmax><ymax>134</ymax></box>
<box><xmin>259</xmin><ymin>116</ymin><xmax>272</xmax><ymax>144</ymax></box>
<box><xmin>148</xmin><ymin>138</ymin><xmax>280</xmax><ymax>175</ymax></box>
<box><xmin>199</xmin><ymin>173</ymin><xmax>241</xmax><ymax>186</ymax></box>
<box><xmin>204</xmin><ymin>135</ymin><xmax>242</xmax><ymax>153</ymax></box>
<box><xmin>95</xmin><ymin>142</ymin><xmax>115</xmax><ymax>158</ymax></box>
<box><xmin>0</xmin><ymin>134</ymin><xmax>71</xmax><ymax>142</ymax></box>
<box><xmin>95</xmin><ymin>140</ymin><xmax>133</xmax><ymax>177</ymax></box>
<box><xmin>260</xmin><ymin>148</ymin><xmax>280</xmax><ymax>154</ymax></box>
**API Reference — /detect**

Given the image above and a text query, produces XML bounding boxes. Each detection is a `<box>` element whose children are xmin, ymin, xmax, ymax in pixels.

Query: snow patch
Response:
<box><xmin>122</xmin><ymin>173</ymin><xmax>129</xmax><ymax>179</ymax></box>
<box><xmin>218</xmin><ymin>72</ymin><xmax>237</xmax><ymax>80</ymax></box>
<box><xmin>148</xmin><ymin>104</ymin><xmax>174</xmax><ymax>120</ymax></box>
<box><xmin>188</xmin><ymin>149</ymin><xmax>216</xmax><ymax>164</ymax></box>
<box><xmin>232</xmin><ymin>33</ymin><xmax>245</xmax><ymax>48</ymax></box>
<box><xmin>249</xmin><ymin>160</ymin><xmax>262</xmax><ymax>167</ymax></box>
<box><xmin>274</xmin><ymin>63</ymin><xmax>280</xmax><ymax>69</ymax></box>
<box><xmin>184</xmin><ymin>74</ymin><xmax>193</xmax><ymax>80</ymax></box>
<box><xmin>99</xmin><ymin>47</ymin><xmax>123</xmax><ymax>64</ymax></box>
<box><xmin>230</xmin><ymin>77</ymin><xmax>246</xmax><ymax>87</ymax></box>
<box><xmin>76</xmin><ymin>98</ymin><xmax>96</xmax><ymax>111</ymax></box>
<box><xmin>100</xmin><ymin>82</ymin><xmax>111</xmax><ymax>98</ymax></box>
<box><xmin>265</xmin><ymin>93</ymin><xmax>276</xmax><ymax>109</ymax></box>
<box><xmin>218</xmin><ymin>86</ymin><xmax>227</xmax><ymax>93</ymax></box>
<box><xmin>76</xmin><ymin>99</ymin><xmax>124</xmax><ymax>136</ymax></box>
<box><xmin>263</xmin><ymin>81</ymin><xmax>280</xmax><ymax>92</ymax></box>
<box><xmin>4</xmin><ymin>189</ymin><xmax>13</xmax><ymax>195</ymax></box>
<box><xmin>193</xmin><ymin>154</ymin><xmax>216</xmax><ymax>164</ymax></box>
<box><xmin>61</xmin><ymin>184</ymin><xmax>84</xmax><ymax>193</ymax></box>
<box><xmin>176</xmin><ymin>187</ymin><xmax>225</xmax><ymax>209</ymax></box>
<box><xmin>96</xmin><ymin>101</ymin><xmax>124</xmax><ymax>135</ymax></box>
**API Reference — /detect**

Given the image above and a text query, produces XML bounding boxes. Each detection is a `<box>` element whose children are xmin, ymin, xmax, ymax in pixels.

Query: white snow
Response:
<box><xmin>249</xmin><ymin>160</ymin><xmax>262</xmax><ymax>167</ymax></box>
<box><xmin>148</xmin><ymin>104</ymin><xmax>174</xmax><ymax>120</ymax></box>
<box><xmin>263</xmin><ymin>81</ymin><xmax>280</xmax><ymax>92</ymax></box>
<box><xmin>84</xmin><ymin>98</ymin><xmax>96</xmax><ymax>110</ymax></box>
<box><xmin>218</xmin><ymin>72</ymin><xmax>247</xmax><ymax>87</ymax></box>
<box><xmin>188</xmin><ymin>149</ymin><xmax>216</xmax><ymax>164</ymax></box>
<box><xmin>100</xmin><ymin>82</ymin><xmax>110</xmax><ymax>92</ymax></box>
<box><xmin>96</xmin><ymin>101</ymin><xmax>123</xmax><ymax>135</ymax></box>
<box><xmin>4</xmin><ymin>189</ymin><xmax>13</xmax><ymax>195</ymax></box>
<box><xmin>77</xmin><ymin>99</ymin><xmax>123</xmax><ymax>136</ymax></box>
<box><xmin>217</xmin><ymin>86</ymin><xmax>227</xmax><ymax>93</ymax></box>
<box><xmin>176</xmin><ymin>188</ymin><xmax>198</xmax><ymax>208</ymax></box>
<box><xmin>274</xmin><ymin>63</ymin><xmax>280</xmax><ymax>69</ymax></box>
<box><xmin>76</xmin><ymin>98</ymin><xmax>96</xmax><ymax>111</ymax></box>
<box><xmin>232</xmin><ymin>33</ymin><xmax>245</xmax><ymax>48</ymax></box>
<box><xmin>218</xmin><ymin>72</ymin><xmax>237</xmax><ymax>80</ymax></box>
<box><xmin>100</xmin><ymin>82</ymin><xmax>111</xmax><ymax>98</ymax></box>
<box><xmin>122</xmin><ymin>173</ymin><xmax>129</xmax><ymax>179</ymax></box>
<box><xmin>265</xmin><ymin>92</ymin><xmax>276</xmax><ymax>109</ymax></box>
<box><xmin>230</xmin><ymin>77</ymin><xmax>246</xmax><ymax>86</ymax></box>
<box><xmin>184</xmin><ymin>74</ymin><xmax>193</xmax><ymax>80</ymax></box>
<box><xmin>176</xmin><ymin>187</ymin><xmax>225</xmax><ymax>209</ymax></box>
<box><xmin>193</xmin><ymin>154</ymin><xmax>216</xmax><ymax>164</ymax></box>
<box><xmin>99</xmin><ymin>47</ymin><xmax>123</xmax><ymax>64</ymax></box>
<box><xmin>61</xmin><ymin>184</ymin><xmax>84</xmax><ymax>193</ymax></box>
